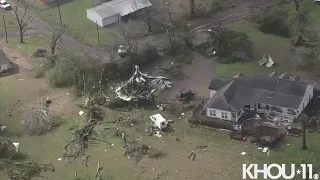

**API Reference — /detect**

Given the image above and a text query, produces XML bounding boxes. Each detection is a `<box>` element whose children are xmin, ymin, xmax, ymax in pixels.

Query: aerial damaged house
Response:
<box><xmin>205</xmin><ymin>73</ymin><xmax>316</xmax><ymax>123</ymax></box>
<box><xmin>87</xmin><ymin>0</ymin><xmax>152</xmax><ymax>27</ymax></box>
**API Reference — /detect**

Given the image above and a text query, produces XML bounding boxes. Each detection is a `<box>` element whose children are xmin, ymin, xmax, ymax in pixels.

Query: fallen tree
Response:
<box><xmin>22</xmin><ymin>100</ymin><xmax>60</xmax><ymax>136</ymax></box>
<box><xmin>63</xmin><ymin>107</ymin><xmax>104</xmax><ymax>159</ymax></box>
<box><xmin>0</xmin><ymin>138</ymin><xmax>54</xmax><ymax>180</ymax></box>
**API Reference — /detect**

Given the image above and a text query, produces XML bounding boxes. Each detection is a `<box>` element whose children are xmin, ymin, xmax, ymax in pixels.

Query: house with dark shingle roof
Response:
<box><xmin>0</xmin><ymin>49</ymin><xmax>12</xmax><ymax>73</ymax></box>
<box><xmin>205</xmin><ymin>73</ymin><xmax>317</xmax><ymax>123</ymax></box>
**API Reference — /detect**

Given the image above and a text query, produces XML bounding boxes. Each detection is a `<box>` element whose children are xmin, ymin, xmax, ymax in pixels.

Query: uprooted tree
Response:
<box><xmin>50</xmin><ymin>25</ymin><xmax>65</xmax><ymax>58</ymax></box>
<box><xmin>0</xmin><ymin>138</ymin><xmax>54</xmax><ymax>180</ymax></box>
<box><xmin>13</xmin><ymin>0</ymin><xmax>33</xmax><ymax>43</ymax></box>
<box><xmin>22</xmin><ymin>99</ymin><xmax>61</xmax><ymax>136</ymax></box>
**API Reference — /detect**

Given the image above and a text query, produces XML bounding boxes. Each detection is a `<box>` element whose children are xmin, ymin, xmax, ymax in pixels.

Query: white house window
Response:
<box><xmin>221</xmin><ymin>112</ymin><xmax>228</xmax><ymax>119</ymax></box>
<box><xmin>209</xmin><ymin>109</ymin><xmax>216</xmax><ymax>117</ymax></box>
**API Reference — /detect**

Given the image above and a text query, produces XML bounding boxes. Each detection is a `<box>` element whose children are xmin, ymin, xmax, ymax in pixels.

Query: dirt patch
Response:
<box><xmin>156</xmin><ymin>53</ymin><xmax>215</xmax><ymax>102</ymax></box>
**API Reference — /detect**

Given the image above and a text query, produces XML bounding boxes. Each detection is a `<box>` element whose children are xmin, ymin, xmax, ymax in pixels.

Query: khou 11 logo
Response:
<box><xmin>242</xmin><ymin>164</ymin><xmax>320</xmax><ymax>180</ymax></box>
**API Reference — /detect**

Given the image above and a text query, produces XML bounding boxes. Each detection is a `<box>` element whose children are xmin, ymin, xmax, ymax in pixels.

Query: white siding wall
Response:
<box><xmin>206</xmin><ymin>108</ymin><xmax>234</xmax><ymax>121</ymax></box>
<box><xmin>0</xmin><ymin>64</ymin><xmax>8</xmax><ymax>73</ymax></box>
<box><xmin>297</xmin><ymin>84</ymin><xmax>314</xmax><ymax>116</ymax></box>
<box><xmin>102</xmin><ymin>14</ymin><xmax>120</xmax><ymax>27</ymax></box>
<box><xmin>210</xmin><ymin>90</ymin><xmax>216</xmax><ymax>98</ymax></box>
<box><xmin>87</xmin><ymin>11</ymin><xmax>103</xmax><ymax>27</ymax></box>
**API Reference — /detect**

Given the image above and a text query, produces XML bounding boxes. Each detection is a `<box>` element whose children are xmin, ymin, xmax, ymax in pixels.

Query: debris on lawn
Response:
<box><xmin>188</xmin><ymin>151</ymin><xmax>196</xmax><ymax>161</ymax></box>
<box><xmin>258</xmin><ymin>54</ymin><xmax>274</xmax><ymax>67</ymax></box>
<box><xmin>230</xmin><ymin>125</ymin><xmax>246</xmax><ymax>141</ymax></box>
<box><xmin>241</xmin><ymin>152</ymin><xmax>246</xmax><ymax>155</ymax></box>
<box><xmin>0</xmin><ymin>138</ymin><xmax>54</xmax><ymax>180</ymax></box>
<box><xmin>63</xmin><ymin>107</ymin><xmax>103</xmax><ymax>160</ymax></box>
<box><xmin>31</xmin><ymin>49</ymin><xmax>47</xmax><ymax>58</ymax></box>
<box><xmin>125</xmin><ymin>143</ymin><xmax>165</xmax><ymax>162</ymax></box>
<box><xmin>79</xmin><ymin>111</ymin><xmax>85</xmax><ymax>116</ymax></box>
<box><xmin>287</xmin><ymin>126</ymin><xmax>302</xmax><ymax>137</ymax></box>
<box><xmin>0</xmin><ymin>125</ymin><xmax>7</xmax><ymax>131</ymax></box>
<box><xmin>115</xmin><ymin>65</ymin><xmax>172</xmax><ymax>102</ymax></box>
<box><xmin>178</xmin><ymin>89</ymin><xmax>195</xmax><ymax>103</ymax></box>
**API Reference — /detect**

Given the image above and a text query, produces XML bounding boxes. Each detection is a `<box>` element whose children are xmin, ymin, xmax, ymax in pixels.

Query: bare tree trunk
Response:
<box><xmin>147</xmin><ymin>17</ymin><xmax>152</xmax><ymax>33</ymax></box>
<box><xmin>2</xmin><ymin>10</ymin><xmax>8</xmax><ymax>43</ymax></box>
<box><xmin>293</xmin><ymin>0</ymin><xmax>300</xmax><ymax>11</ymax></box>
<box><xmin>96</xmin><ymin>21</ymin><xmax>100</xmax><ymax>45</ymax></box>
<box><xmin>50</xmin><ymin>26</ymin><xmax>65</xmax><ymax>60</ymax></box>
<box><xmin>302</xmin><ymin>119</ymin><xmax>307</xmax><ymax>150</ymax></box>
<box><xmin>13</xmin><ymin>0</ymin><xmax>33</xmax><ymax>44</ymax></box>
<box><xmin>190</xmin><ymin>0</ymin><xmax>195</xmax><ymax>16</ymax></box>
<box><xmin>57</xmin><ymin>0</ymin><xmax>62</xmax><ymax>24</ymax></box>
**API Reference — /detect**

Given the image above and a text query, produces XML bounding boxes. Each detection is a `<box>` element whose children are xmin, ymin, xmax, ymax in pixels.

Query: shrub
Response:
<box><xmin>47</xmin><ymin>56</ymin><xmax>77</xmax><ymax>87</ymax></box>
<box><xmin>259</xmin><ymin>12</ymin><xmax>291</xmax><ymax>38</ymax></box>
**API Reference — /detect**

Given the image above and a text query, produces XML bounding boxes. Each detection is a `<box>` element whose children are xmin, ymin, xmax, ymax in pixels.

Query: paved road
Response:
<box><xmin>7</xmin><ymin>0</ymin><xmax>109</xmax><ymax>59</ymax></box>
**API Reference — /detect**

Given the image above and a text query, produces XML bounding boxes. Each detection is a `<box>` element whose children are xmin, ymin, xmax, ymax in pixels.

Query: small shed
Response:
<box><xmin>87</xmin><ymin>5</ymin><xmax>120</xmax><ymax>27</ymax></box>
<box><xmin>87</xmin><ymin>0</ymin><xmax>152</xmax><ymax>27</ymax></box>
<box><xmin>0</xmin><ymin>50</ymin><xmax>12</xmax><ymax>73</ymax></box>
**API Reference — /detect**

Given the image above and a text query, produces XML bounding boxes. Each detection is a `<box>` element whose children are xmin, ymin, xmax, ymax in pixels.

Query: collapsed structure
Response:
<box><xmin>115</xmin><ymin>66</ymin><xmax>172</xmax><ymax>101</ymax></box>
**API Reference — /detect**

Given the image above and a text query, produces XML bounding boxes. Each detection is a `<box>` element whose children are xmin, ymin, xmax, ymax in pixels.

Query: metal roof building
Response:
<box><xmin>87</xmin><ymin>0</ymin><xmax>152</xmax><ymax>27</ymax></box>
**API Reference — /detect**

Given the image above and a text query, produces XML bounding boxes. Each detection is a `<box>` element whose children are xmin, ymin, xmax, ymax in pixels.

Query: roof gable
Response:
<box><xmin>206</xmin><ymin>73</ymin><xmax>314</xmax><ymax>111</ymax></box>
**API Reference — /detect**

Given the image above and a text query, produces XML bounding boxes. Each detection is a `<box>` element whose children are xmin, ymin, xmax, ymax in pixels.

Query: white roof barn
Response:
<box><xmin>87</xmin><ymin>0</ymin><xmax>152</xmax><ymax>27</ymax></box>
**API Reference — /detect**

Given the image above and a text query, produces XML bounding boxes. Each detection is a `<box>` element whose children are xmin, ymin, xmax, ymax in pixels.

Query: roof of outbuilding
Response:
<box><xmin>0</xmin><ymin>49</ymin><xmax>10</xmax><ymax>65</ymax></box>
<box><xmin>87</xmin><ymin>0</ymin><xmax>152</xmax><ymax>18</ymax></box>
<box><xmin>206</xmin><ymin>74</ymin><xmax>316</xmax><ymax>111</ymax></box>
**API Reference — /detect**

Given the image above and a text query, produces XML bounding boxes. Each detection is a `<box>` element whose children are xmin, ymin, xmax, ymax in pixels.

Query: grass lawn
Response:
<box><xmin>36</xmin><ymin>0</ymin><xmax>118</xmax><ymax>46</ymax></box>
<box><xmin>0</xmin><ymin>11</ymin><xmax>18</xmax><ymax>35</ymax></box>
<box><xmin>7</xmin><ymin>36</ymin><xmax>51</xmax><ymax>56</ymax></box>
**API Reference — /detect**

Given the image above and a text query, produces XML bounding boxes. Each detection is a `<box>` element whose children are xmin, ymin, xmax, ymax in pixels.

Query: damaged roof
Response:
<box><xmin>206</xmin><ymin>74</ymin><xmax>317</xmax><ymax>111</ymax></box>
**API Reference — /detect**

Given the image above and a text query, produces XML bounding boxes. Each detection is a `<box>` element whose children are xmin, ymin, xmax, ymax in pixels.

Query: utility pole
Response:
<box><xmin>2</xmin><ymin>10</ymin><xmax>8</xmax><ymax>43</ymax></box>
<box><xmin>96</xmin><ymin>21</ymin><xmax>100</xmax><ymax>46</ymax></box>
<box><xmin>57</xmin><ymin>0</ymin><xmax>62</xmax><ymax>25</ymax></box>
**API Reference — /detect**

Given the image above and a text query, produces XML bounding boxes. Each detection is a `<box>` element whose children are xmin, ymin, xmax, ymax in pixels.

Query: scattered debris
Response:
<box><xmin>116</xmin><ymin>65</ymin><xmax>172</xmax><ymax>101</ymax></box>
<box><xmin>0</xmin><ymin>125</ymin><xmax>7</xmax><ymax>131</ymax></box>
<box><xmin>241</xmin><ymin>152</ymin><xmax>246</xmax><ymax>155</ymax></box>
<box><xmin>63</xmin><ymin>107</ymin><xmax>103</xmax><ymax>159</ymax></box>
<box><xmin>258</xmin><ymin>54</ymin><xmax>274</xmax><ymax>67</ymax></box>
<box><xmin>117</xmin><ymin>45</ymin><xmax>128</xmax><ymax>58</ymax></box>
<box><xmin>79</xmin><ymin>111</ymin><xmax>85</xmax><ymax>116</ymax></box>
<box><xmin>188</xmin><ymin>151</ymin><xmax>196</xmax><ymax>161</ymax></box>
<box><xmin>12</xmin><ymin>142</ymin><xmax>19</xmax><ymax>152</ymax></box>
<box><xmin>31</xmin><ymin>49</ymin><xmax>47</xmax><ymax>58</ymax></box>
<box><xmin>178</xmin><ymin>90</ymin><xmax>195</xmax><ymax>102</ymax></box>
<box><xmin>17</xmin><ymin>78</ymin><xmax>24</xmax><ymax>81</ymax></box>
<box><xmin>287</xmin><ymin>126</ymin><xmax>302</xmax><ymax>137</ymax></box>
<box><xmin>150</xmin><ymin>114</ymin><xmax>168</xmax><ymax>130</ymax></box>
<box><xmin>57</xmin><ymin>158</ymin><xmax>62</xmax><ymax>161</ymax></box>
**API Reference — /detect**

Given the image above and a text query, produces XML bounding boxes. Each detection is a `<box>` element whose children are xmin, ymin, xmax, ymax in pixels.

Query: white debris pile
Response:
<box><xmin>258</xmin><ymin>54</ymin><xmax>274</xmax><ymax>67</ymax></box>
<box><xmin>116</xmin><ymin>65</ymin><xmax>172</xmax><ymax>101</ymax></box>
